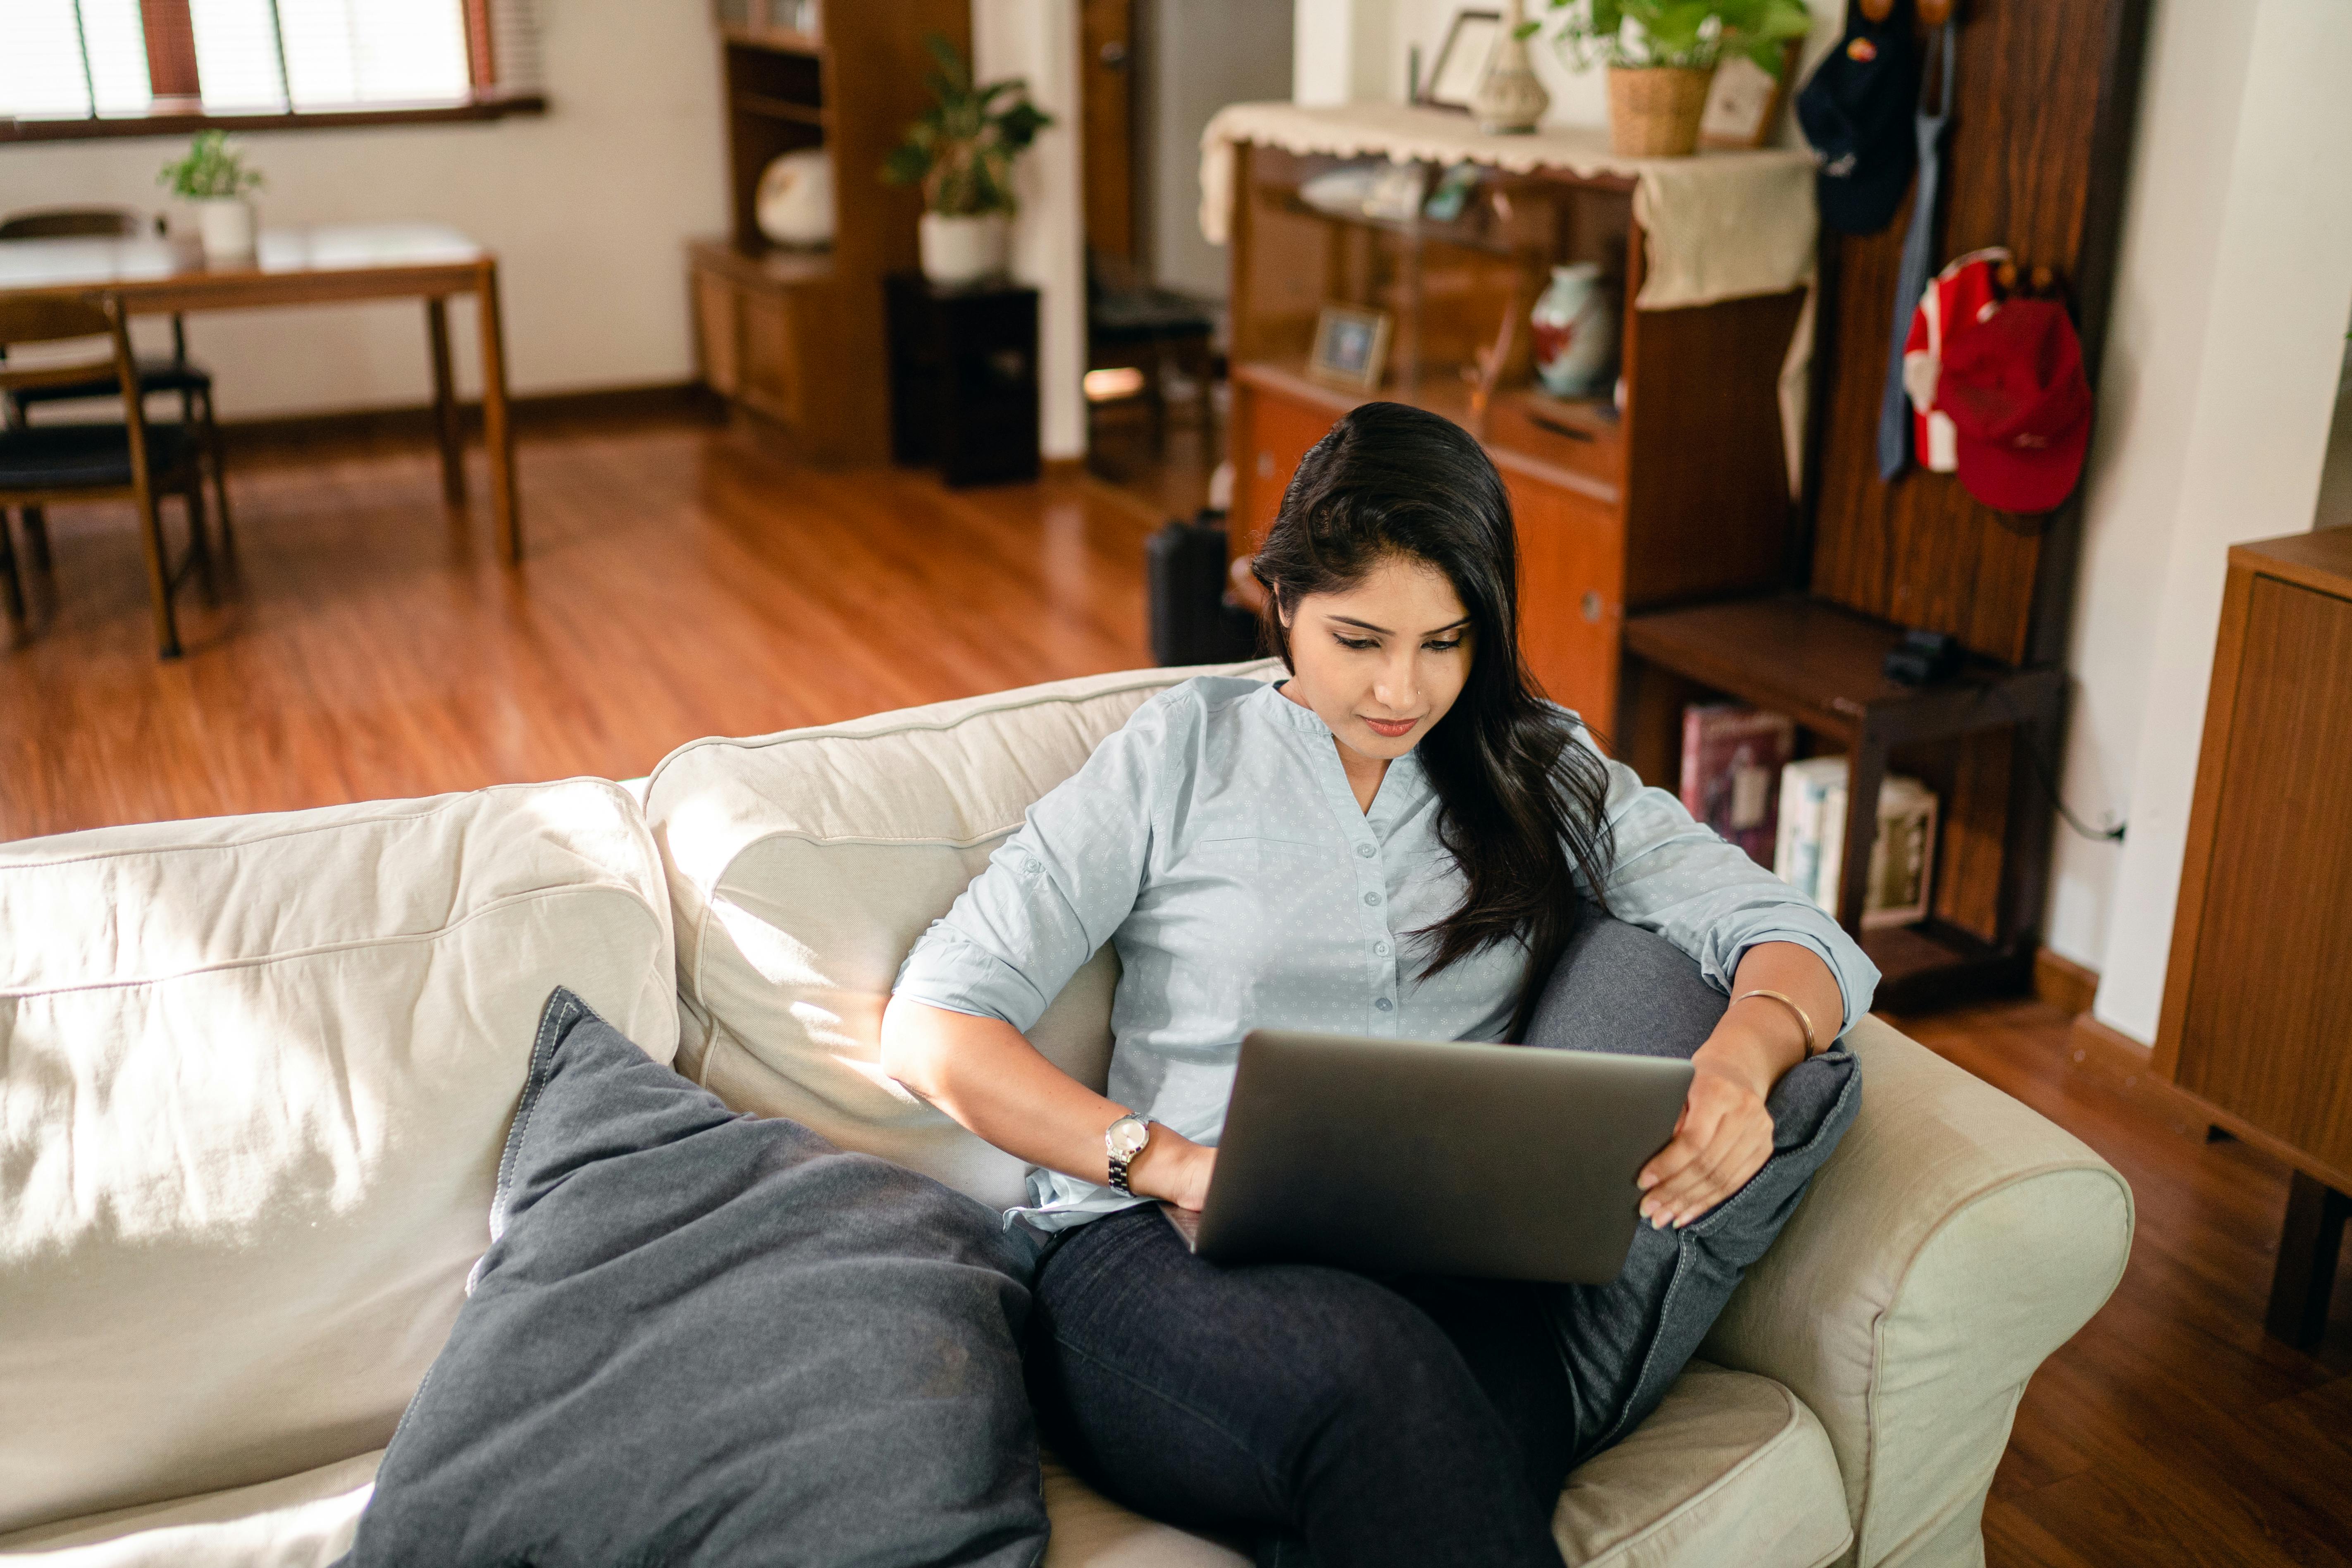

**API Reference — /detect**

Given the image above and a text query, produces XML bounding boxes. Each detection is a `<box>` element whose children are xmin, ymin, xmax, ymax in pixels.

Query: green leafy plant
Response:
<box><xmin>1539</xmin><ymin>0</ymin><xmax>1811</xmax><ymax>75</ymax></box>
<box><xmin>157</xmin><ymin>130</ymin><xmax>264</xmax><ymax>199</ymax></box>
<box><xmin>881</xmin><ymin>36</ymin><xmax>1053</xmax><ymax>217</ymax></box>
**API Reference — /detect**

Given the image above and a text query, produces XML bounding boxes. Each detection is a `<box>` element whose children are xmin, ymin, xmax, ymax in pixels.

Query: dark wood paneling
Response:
<box><xmin>1079</xmin><ymin>0</ymin><xmax>1136</xmax><ymax>261</ymax></box>
<box><xmin>1621</xmin><ymin>288</ymin><xmax>1805</xmax><ymax>608</ymax></box>
<box><xmin>1808</xmin><ymin>0</ymin><xmax>2149</xmax><ymax>664</ymax></box>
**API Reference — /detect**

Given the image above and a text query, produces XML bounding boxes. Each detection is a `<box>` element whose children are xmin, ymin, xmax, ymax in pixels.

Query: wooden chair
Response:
<box><xmin>0</xmin><ymin>294</ymin><xmax>212</xmax><ymax>658</ymax></box>
<box><xmin>0</xmin><ymin>207</ymin><xmax>233</xmax><ymax>565</ymax></box>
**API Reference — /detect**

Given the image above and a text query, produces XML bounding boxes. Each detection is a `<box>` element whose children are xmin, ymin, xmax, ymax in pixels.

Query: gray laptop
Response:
<box><xmin>1161</xmin><ymin>1029</ymin><xmax>1693</xmax><ymax>1285</ymax></box>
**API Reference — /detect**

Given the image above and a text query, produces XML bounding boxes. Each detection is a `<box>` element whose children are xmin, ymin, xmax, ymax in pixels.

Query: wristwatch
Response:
<box><xmin>1104</xmin><ymin>1112</ymin><xmax>1153</xmax><ymax>1196</ymax></box>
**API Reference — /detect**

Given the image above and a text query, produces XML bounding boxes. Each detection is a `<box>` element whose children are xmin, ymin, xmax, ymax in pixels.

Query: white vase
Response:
<box><xmin>195</xmin><ymin>198</ymin><xmax>256</xmax><ymax>263</ymax></box>
<box><xmin>1530</xmin><ymin>263</ymin><xmax>1617</xmax><ymax>397</ymax></box>
<box><xmin>918</xmin><ymin>212</ymin><xmax>1009</xmax><ymax>286</ymax></box>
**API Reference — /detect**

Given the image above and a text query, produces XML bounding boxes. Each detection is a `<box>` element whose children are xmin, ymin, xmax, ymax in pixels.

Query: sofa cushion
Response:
<box><xmin>1555</xmin><ymin>1363</ymin><xmax>1850</xmax><ymax>1567</ymax></box>
<box><xmin>644</xmin><ymin>661</ymin><xmax>1281</xmax><ymax>1209</ymax></box>
<box><xmin>0</xmin><ymin>782</ymin><xmax>677</xmax><ymax>1538</ymax></box>
<box><xmin>341</xmin><ymin>988</ymin><xmax>1046</xmax><ymax>1568</ymax></box>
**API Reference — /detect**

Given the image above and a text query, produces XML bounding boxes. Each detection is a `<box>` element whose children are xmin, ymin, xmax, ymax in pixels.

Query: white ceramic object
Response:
<box><xmin>755</xmin><ymin>149</ymin><xmax>835</xmax><ymax>248</ymax></box>
<box><xmin>918</xmin><ymin>212</ymin><xmax>1009</xmax><ymax>286</ymax></box>
<box><xmin>1531</xmin><ymin>263</ymin><xmax>1617</xmax><ymax>396</ymax></box>
<box><xmin>1470</xmin><ymin>0</ymin><xmax>1550</xmax><ymax>134</ymax></box>
<box><xmin>195</xmin><ymin>197</ymin><xmax>256</xmax><ymax>263</ymax></box>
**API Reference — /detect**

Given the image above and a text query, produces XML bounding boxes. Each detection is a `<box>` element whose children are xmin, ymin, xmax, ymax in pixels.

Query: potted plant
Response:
<box><xmin>159</xmin><ymin>130</ymin><xmax>265</xmax><ymax>262</ymax></box>
<box><xmin>882</xmin><ymin>36</ymin><xmax>1052</xmax><ymax>286</ymax></box>
<box><xmin>1541</xmin><ymin>0</ymin><xmax>1811</xmax><ymax>158</ymax></box>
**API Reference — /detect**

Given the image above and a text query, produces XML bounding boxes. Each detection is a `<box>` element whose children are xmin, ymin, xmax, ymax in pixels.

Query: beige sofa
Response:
<box><xmin>0</xmin><ymin>661</ymin><xmax>2133</xmax><ymax>1568</ymax></box>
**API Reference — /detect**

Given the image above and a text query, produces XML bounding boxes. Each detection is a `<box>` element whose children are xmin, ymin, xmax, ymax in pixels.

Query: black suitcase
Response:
<box><xmin>1146</xmin><ymin>511</ymin><xmax>1260</xmax><ymax>668</ymax></box>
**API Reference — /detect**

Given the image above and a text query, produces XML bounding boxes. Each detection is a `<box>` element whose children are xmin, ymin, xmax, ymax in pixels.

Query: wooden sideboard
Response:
<box><xmin>2154</xmin><ymin>526</ymin><xmax>2352</xmax><ymax>1346</ymax></box>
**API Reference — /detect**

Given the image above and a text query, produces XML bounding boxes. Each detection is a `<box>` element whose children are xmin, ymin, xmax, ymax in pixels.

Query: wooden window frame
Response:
<box><xmin>0</xmin><ymin>0</ymin><xmax>544</xmax><ymax>144</ymax></box>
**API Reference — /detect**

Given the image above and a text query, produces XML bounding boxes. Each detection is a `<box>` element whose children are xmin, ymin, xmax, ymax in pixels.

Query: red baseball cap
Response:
<box><xmin>1937</xmin><ymin>298</ymin><xmax>2092</xmax><ymax>515</ymax></box>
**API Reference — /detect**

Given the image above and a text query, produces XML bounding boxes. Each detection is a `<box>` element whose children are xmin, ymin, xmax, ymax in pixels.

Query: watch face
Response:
<box><xmin>1107</xmin><ymin>1117</ymin><xmax>1149</xmax><ymax>1160</ymax></box>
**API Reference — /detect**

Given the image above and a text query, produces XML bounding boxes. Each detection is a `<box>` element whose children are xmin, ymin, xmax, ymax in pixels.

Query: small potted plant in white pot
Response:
<box><xmin>159</xmin><ymin>130</ymin><xmax>264</xmax><ymax>262</ymax></box>
<box><xmin>882</xmin><ymin>35</ymin><xmax>1052</xmax><ymax>286</ymax></box>
<box><xmin>1543</xmin><ymin>0</ymin><xmax>1810</xmax><ymax>158</ymax></box>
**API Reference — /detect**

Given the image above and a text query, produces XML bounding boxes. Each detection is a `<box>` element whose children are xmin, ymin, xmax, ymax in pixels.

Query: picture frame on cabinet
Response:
<box><xmin>1421</xmin><ymin>10</ymin><xmax>1503</xmax><ymax>112</ymax></box>
<box><xmin>1309</xmin><ymin>305</ymin><xmax>1393</xmax><ymax>392</ymax></box>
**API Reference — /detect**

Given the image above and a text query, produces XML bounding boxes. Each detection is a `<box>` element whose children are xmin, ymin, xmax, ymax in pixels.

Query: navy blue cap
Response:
<box><xmin>1796</xmin><ymin>0</ymin><xmax>1921</xmax><ymax>236</ymax></box>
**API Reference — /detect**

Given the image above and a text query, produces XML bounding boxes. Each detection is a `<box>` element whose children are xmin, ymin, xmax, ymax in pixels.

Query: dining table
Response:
<box><xmin>0</xmin><ymin>222</ymin><xmax>522</xmax><ymax>561</ymax></box>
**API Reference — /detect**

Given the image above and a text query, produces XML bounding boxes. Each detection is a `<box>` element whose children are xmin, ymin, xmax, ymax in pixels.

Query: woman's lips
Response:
<box><xmin>1362</xmin><ymin>716</ymin><xmax>1417</xmax><ymax>739</ymax></box>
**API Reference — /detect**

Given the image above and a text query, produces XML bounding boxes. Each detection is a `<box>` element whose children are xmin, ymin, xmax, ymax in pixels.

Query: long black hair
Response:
<box><xmin>1251</xmin><ymin>401</ymin><xmax>1614</xmax><ymax>1040</ymax></box>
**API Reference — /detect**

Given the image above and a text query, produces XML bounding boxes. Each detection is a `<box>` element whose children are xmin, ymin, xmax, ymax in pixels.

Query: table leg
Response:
<box><xmin>2265</xmin><ymin>1171</ymin><xmax>2348</xmax><ymax>1349</ymax></box>
<box><xmin>1834</xmin><ymin>731</ymin><xmax>1889</xmax><ymax>936</ymax></box>
<box><xmin>476</xmin><ymin>260</ymin><xmax>520</xmax><ymax>562</ymax></box>
<box><xmin>427</xmin><ymin>297</ymin><xmax>465</xmax><ymax>507</ymax></box>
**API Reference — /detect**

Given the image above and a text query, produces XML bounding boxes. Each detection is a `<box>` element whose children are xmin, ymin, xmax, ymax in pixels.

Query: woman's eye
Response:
<box><xmin>1424</xmin><ymin>640</ymin><xmax>1462</xmax><ymax>653</ymax></box>
<box><xmin>1336</xmin><ymin>636</ymin><xmax>1379</xmax><ymax>651</ymax></box>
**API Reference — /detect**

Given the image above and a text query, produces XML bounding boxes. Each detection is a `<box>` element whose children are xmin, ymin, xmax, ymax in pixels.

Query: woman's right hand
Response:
<box><xmin>1127</xmin><ymin>1131</ymin><xmax>1217</xmax><ymax>1212</ymax></box>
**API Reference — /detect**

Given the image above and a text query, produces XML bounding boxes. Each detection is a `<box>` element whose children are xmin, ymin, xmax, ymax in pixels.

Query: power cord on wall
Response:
<box><xmin>1968</xmin><ymin>679</ymin><xmax>2127</xmax><ymax>843</ymax></box>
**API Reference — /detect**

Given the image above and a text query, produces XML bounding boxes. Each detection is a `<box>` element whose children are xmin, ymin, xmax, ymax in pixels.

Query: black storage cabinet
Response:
<box><xmin>884</xmin><ymin>272</ymin><xmax>1040</xmax><ymax>487</ymax></box>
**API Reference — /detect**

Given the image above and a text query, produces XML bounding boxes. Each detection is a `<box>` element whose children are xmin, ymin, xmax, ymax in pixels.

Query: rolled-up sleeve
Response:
<box><xmin>892</xmin><ymin>696</ymin><xmax>1171</xmax><ymax>1034</ymax></box>
<box><xmin>1578</xmin><ymin>733</ymin><xmax>1880</xmax><ymax>1036</ymax></box>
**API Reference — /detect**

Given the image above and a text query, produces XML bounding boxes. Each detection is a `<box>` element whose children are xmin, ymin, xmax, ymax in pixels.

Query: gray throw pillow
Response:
<box><xmin>339</xmin><ymin>988</ymin><xmax>1047</xmax><ymax>1568</ymax></box>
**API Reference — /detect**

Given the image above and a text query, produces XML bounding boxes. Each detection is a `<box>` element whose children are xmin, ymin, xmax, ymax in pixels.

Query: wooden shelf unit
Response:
<box><xmin>1223</xmin><ymin>142</ymin><xmax>1805</xmax><ymax>736</ymax></box>
<box><xmin>689</xmin><ymin>1</ymin><xmax>966</xmax><ymax>465</ymax></box>
<box><xmin>2153</xmin><ymin>527</ymin><xmax>2352</xmax><ymax>1347</ymax></box>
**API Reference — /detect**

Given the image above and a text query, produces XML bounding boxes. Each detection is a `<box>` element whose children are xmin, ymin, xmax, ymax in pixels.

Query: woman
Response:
<box><xmin>883</xmin><ymin>402</ymin><xmax>1875</xmax><ymax>1567</ymax></box>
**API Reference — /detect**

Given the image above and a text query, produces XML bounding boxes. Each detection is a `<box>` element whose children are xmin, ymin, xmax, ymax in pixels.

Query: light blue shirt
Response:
<box><xmin>893</xmin><ymin>677</ymin><xmax>1878</xmax><ymax>1231</ymax></box>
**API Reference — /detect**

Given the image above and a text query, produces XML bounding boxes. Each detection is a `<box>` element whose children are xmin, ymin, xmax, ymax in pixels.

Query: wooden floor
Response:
<box><xmin>3</xmin><ymin>418</ymin><xmax>2347</xmax><ymax>1563</ymax></box>
<box><xmin>0</xmin><ymin>412</ymin><xmax>1169</xmax><ymax>839</ymax></box>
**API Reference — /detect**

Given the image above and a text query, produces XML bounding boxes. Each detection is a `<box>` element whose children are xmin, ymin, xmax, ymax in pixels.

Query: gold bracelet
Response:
<box><xmin>1733</xmin><ymin>989</ymin><xmax>1820</xmax><ymax>1057</ymax></box>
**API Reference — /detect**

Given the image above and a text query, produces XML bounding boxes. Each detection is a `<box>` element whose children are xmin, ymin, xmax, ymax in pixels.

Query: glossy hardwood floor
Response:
<box><xmin>2</xmin><ymin>416</ymin><xmax>2346</xmax><ymax>1563</ymax></box>
<box><xmin>0</xmin><ymin>411</ymin><xmax>1169</xmax><ymax>839</ymax></box>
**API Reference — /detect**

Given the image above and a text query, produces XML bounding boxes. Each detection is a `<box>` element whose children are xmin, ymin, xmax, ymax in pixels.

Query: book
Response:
<box><xmin>1774</xmin><ymin>756</ymin><xmax>1939</xmax><ymax>927</ymax></box>
<box><xmin>1678</xmin><ymin>704</ymin><xmax>1796</xmax><ymax>870</ymax></box>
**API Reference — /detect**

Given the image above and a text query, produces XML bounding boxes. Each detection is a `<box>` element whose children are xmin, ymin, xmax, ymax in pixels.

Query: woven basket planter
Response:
<box><xmin>1607</xmin><ymin>65</ymin><xmax>1717</xmax><ymax>157</ymax></box>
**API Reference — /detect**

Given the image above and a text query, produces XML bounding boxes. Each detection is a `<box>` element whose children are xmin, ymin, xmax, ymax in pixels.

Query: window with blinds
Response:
<box><xmin>0</xmin><ymin>0</ymin><xmax>543</xmax><ymax>127</ymax></box>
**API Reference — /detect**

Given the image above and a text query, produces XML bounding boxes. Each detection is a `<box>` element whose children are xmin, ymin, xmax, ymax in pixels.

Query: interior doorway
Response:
<box><xmin>1079</xmin><ymin>0</ymin><xmax>1293</xmax><ymax>519</ymax></box>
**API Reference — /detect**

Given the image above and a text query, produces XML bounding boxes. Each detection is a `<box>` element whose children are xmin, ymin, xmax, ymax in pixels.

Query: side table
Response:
<box><xmin>883</xmin><ymin>273</ymin><xmax>1040</xmax><ymax>488</ymax></box>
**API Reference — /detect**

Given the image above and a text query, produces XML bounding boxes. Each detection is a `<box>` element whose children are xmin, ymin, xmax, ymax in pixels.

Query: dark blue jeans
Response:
<box><xmin>1023</xmin><ymin>915</ymin><xmax>1862</xmax><ymax>1568</ymax></box>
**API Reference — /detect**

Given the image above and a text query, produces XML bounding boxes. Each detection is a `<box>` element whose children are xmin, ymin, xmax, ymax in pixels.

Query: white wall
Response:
<box><xmin>2080</xmin><ymin>0</ymin><xmax>2352</xmax><ymax>1043</ymax></box>
<box><xmin>0</xmin><ymin>0</ymin><xmax>726</xmax><ymax>417</ymax></box>
<box><xmin>1304</xmin><ymin>0</ymin><xmax>1846</xmax><ymax>140</ymax></box>
<box><xmin>976</xmin><ymin>0</ymin><xmax>1088</xmax><ymax>460</ymax></box>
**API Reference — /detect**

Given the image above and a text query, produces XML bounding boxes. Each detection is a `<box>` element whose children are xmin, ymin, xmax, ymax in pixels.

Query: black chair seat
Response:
<box><xmin>11</xmin><ymin>358</ymin><xmax>215</xmax><ymax>407</ymax></box>
<box><xmin>1090</xmin><ymin>286</ymin><xmax>1214</xmax><ymax>343</ymax></box>
<box><xmin>0</xmin><ymin>422</ymin><xmax>194</xmax><ymax>489</ymax></box>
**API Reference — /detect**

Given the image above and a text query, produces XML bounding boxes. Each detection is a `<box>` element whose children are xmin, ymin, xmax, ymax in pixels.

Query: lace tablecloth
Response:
<box><xmin>1200</xmin><ymin>101</ymin><xmax>1817</xmax><ymax>312</ymax></box>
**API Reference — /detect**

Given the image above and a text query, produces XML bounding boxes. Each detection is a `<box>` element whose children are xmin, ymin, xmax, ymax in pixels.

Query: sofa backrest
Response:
<box><xmin>0</xmin><ymin>782</ymin><xmax>677</xmax><ymax>1537</ymax></box>
<box><xmin>643</xmin><ymin>661</ymin><xmax>1281</xmax><ymax>1210</ymax></box>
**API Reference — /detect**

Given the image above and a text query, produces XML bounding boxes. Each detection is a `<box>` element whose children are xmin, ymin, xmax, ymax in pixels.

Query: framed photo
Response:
<box><xmin>1309</xmin><ymin>305</ymin><xmax>1393</xmax><ymax>392</ymax></box>
<box><xmin>1699</xmin><ymin>41</ymin><xmax>1805</xmax><ymax>150</ymax></box>
<box><xmin>1420</xmin><ymin>9</ymin><xmax>1502</xmax><ymax>112</ymax></box>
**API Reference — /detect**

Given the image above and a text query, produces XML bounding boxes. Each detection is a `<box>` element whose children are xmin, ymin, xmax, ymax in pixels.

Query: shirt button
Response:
<box><xmin>1375</xmin><ymin>940</ymin><xmax>1391</xmax><ymax>957</ymax></box>
<box><xmin>1356</xmin><ymin>843</ymin><xmax>1376</xmax><ymax>859</ymax></box>
<box><xmin>1363</xmin><ymin>891</ymin><xmax>1381</xmax><ymax>907</ymax></box>
<box><xmin>1374</xmin><ymin>997</ymin><xmax>1394</xmax><ymax>1012</ymax></box>
<box><xmin>1024</xmin><ymin>858</ymin><xmax>1042</xmax><ymax>873</ymax></box>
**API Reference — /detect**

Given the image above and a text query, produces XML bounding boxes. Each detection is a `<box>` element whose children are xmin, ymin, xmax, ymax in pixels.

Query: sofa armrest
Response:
<box><xmin>1700</xmin><ymin>1017</ymin><xmax>2133</xmax><ymax>1568</ymax></box>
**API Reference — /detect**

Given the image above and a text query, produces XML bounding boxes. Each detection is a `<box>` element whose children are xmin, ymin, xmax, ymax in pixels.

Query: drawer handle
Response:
<box><xmin>1529</xmin><ymin>412</ymin><xmax>1596</xmax><ymax>443</ymax></box>
<box><xmin>1581</xmin><ymin>591</ymin><xmax>1605</xmax><ymax>623</ymax></box>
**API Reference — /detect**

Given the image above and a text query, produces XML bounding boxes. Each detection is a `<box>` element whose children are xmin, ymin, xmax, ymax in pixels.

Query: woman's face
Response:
<box><xmin>1280</xmin><ymin>554</ymin><xmax>1475</xmax><ymax>765</ymax></box>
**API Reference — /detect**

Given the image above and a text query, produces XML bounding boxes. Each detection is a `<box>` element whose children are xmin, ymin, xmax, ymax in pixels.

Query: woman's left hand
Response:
<box><xmin>1636</xmin><ymin>1060</ymin><xmax>1774</xmax><ymax>1231</ymax></box>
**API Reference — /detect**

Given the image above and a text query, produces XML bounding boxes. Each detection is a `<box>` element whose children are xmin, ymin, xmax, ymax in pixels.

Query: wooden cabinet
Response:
<box><xmin>690</xmin><ymin>0</ymin><xmax>967</xmax><ymax>465</ymax></box>
<box><xmin>1219</xmin><ymin>140</ymin><xmax>1803</xmax><ymax>740</ymax></box>
<box><xmin>2154</xmin><ymin>526</ymin><xmax>2352</xmax><ymax>1345</ymax></box>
